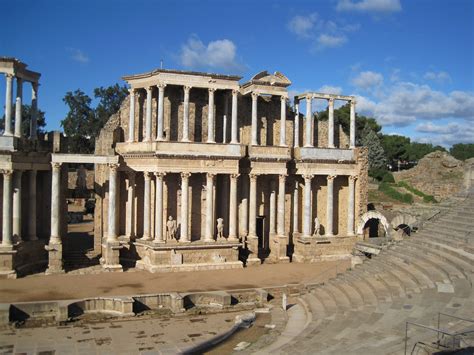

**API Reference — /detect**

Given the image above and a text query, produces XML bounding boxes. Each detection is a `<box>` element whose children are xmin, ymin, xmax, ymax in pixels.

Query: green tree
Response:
<box><xmin>406</xmin><ymin>142</ymin><xmax>446</xmax><ymax>161</ymax></box>
<box><xmin>361</xmin><ymin>123</ymin><xmax>387</xmax><ymax>171</ymax></box>
<box><xmin>0</xmin><ymin>104</ymin><xmax>46</xmax><ymax>137</ymax></box>
<box><xmin>450</xmin><ymin>143</ymin><xmax>474</xmax><ymax>160</ymax></box>
<box><xmin>381</xmin><ymin>135</ymin><xmax>410</xmax><ymax>162</ymax></box>
<box><xmin>91</xmin><ymin>84</ymin><xmax>128</xmax><ymax>138</ymax></box>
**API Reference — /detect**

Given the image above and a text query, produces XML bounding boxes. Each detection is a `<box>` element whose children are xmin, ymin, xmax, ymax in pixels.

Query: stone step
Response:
<box><xmin>421</xmin><ymin>226</ymin><xmax>471</xmax><ymax>238</ymax></box>
<box><xmin>389</xmin><ymin>244</ymin><xmax>461</xmax><ymax>281</ymax></box>
<box><xmin>338</xmin><ymin>273</ymin><xmax>379</xmax><ymax>305</ymax></box>
<box><xmin>380</xmin><ymin>253</ymin><xmax>436</xmax><ymax>289</ymax></box>
<box><xmin>436</xmin><ymin>217</ymin><xmax>474</xmax><ymax>228</ymax></box>
<box><xmin>415</xmin><ymin>233</ymin><xmax>474</xmax><ymax>254</ymax></box>
<box><xmin>311</xmin><ymin>287</ymin><xmax>339</xmax><ymax>317</ymax></box>
<box><xmin>355</xmin><ymin>273</ymin><xmax>393</xmax><ymax>302</ymax></box>
<box><xmin>369</xmin><ymin>257</ymin><xmax>420</xmax><ymax>294</ymax></box>
<box><xmin>331</xmin><ymin>280</ymin><xmax>365</xmax><ymax>309</ymax></box>
<box><xmin>324</xmin><ymin>282</ymin><xmax>353</xmax><ymax>310</ymax></box>
<box><xmin>359</xmin><ymin>259</ymin><xmax>407</xmax><ymax>298</ymax></box>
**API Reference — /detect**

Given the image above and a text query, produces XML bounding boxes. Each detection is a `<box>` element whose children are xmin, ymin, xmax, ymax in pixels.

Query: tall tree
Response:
<box><xmin>361</xmin><ymin>123</ymin><xmax>387</xmax><ymax>170</ymax></box>
<box><xmin>406</xmin><ymin>142</ymin><xmax>446</xmax><ymax>161</ymax></box>
<box><xmin>92</xmin><ymin>84</ymin><xmax>128</xmax><ymax>138</ymax></box>
<box><xmin>381</xmin><ymin>134</ymin><xmax>411</xmax><ymax>162</ymax></box>
<box><xmin>450</xmin><ymin>143</ymin><xmax>474</xmax><ymax>161</ymax></box>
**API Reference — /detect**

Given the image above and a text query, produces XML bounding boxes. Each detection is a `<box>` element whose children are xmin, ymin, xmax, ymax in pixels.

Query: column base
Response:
<box><xmin>45</xmin><ymin>242</ymin><xmax>64</xmax><ymax>275</ymax></box>
<box><xmin>152</xmin><ymin>239</ymin><xmax>166</xmax><ymax>244</ymax></box>
<box><xmin>102</xmin><ymin>240</ymin><xmax>123</xmax><ymax>271</ymax></box>
<box><xmin>0</xmin><ymin>245</ymin><xmax>17</xmax><ymax>279</ymax></box>
<box><xmin>268</xmin><ymin>235</ymin><xmax>290</xmax><ymax>263</ymax></box>
<box><xmin>141</xmin><ymin>236</ymin><xmax>152</xmax><ymax>241</ymax></box>
<box><xmin>245</xmin><ymin>236</ymin><xmax>261</xmax><ymax>266</ymax></box>
<box><xmin>228</xmin><ymin>236</ymin><xmax>239</xmax><ymax>242</ymax></box>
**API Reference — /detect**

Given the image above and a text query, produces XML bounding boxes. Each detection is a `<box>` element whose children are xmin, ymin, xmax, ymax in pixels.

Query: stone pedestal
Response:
<box><xmin>268</xmin><ymin>235</ymin><xmax>290</xmax><ymax>263</ymax></box>
<box><xmin>292</xmin><ymin>235</ymin><xmax>356</xmax><ymax>263</ymax></box>
<box><xmin>245</xmin><ymin>236</ymin><xmax>261</xmax><ymax>266</ymax></box>
<box><xmin>45</xmin><ymin>242</ymin><xmax>64</xmax><ymax>275</ymax></box>
<box><xmin>101</xmin><ymin>241</ymin><xmax>123</xmax><ymax>272</ymax></box>
<box><xmin>0</xmin><ymin>245</ymin><xmax>17</xmax><ymax>279</ymax></box>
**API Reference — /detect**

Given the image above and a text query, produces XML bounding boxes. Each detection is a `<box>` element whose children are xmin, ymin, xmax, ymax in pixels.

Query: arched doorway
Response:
<box><xmin>357</xmin><ymin>211</ymin><xmax>391</xmax><ymax>239</ymax></box>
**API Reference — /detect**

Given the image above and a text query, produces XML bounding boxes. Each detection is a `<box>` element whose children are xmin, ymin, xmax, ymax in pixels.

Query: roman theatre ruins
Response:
<box><xmin>0</xmin><ymin>58</ymin><xmax>369</xmax><ymax>278</ymax></box>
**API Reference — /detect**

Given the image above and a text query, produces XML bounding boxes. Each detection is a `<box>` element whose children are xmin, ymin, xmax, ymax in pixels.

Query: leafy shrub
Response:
<box><xmin>378</xmin><ymin>182</ymin><xmax>413</xmax><ymax>204</ymax></box>
<box><xmin>397</xmin><ymin>181</ymin><xmax>438</xmax><ymax>203</ymax></box>
<box><xmin>369</xmin><ymin>168</ymin><xmax>392</xmax><ymax>182</ymax></box>
<box><xmin>382</xmin><ymin>172</ymin><xmax>395</xmax><ymax>183</ymax></box>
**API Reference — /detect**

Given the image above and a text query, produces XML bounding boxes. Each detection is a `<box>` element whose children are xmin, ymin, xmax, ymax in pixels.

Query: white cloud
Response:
<box><xmin>336</xmin><ymin>0</ymin><xmax>402</xmax><ymax>13</ymax></box>
<box><xmin>423</xmin><ymin>71</ymin><xmax>452</xmax><ymax>84</ymax></box>
<box><xmin>287</xmin><ymin>13</ymin><xmax>359</xmax><ymax>50</ymax></box>
<box><xmin>318</xmin><ymin>85</ymin><xmax>343</xmax><ymax>95</ymax></box>
<box><xmin>179</xmin><ymin>35</ymin><xmax>243</xmax><ymax>71</ymax></box>
<box><xmin>352</xmin><ymin>71</ymin><xmax>384</xmax><ymax>89</ymax></box>
<box><xmin>415</xmin><ymin>122</ymin><xmax>474</xmax><ymax>146</ymax></box>
<box><xmin>67</xmin><ymin>48</ymin><xmax>89</xmax><ymax>63</ymax></box>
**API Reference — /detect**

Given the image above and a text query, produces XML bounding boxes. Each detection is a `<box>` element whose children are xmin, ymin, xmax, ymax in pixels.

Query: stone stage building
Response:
<box><xmin>0</xmin><ymin>59</ymin><xmax>368</xmax><ymax>278</ymax></box>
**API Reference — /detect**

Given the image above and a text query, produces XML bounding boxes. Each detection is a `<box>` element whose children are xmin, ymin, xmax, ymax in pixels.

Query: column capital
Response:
<box><xmin>350</xmin><ymin>99</ymin><xmax>356</xmax><ymax>106</ymax></box>
<box><xmin>144</xmin><ymin>171</ymin><xmax>153</xmax><ymax>179</ymax></box>
<box><xmin>303</xmin><ymin>174</ymin><xmax>314</xmax><ymax>181</ymax></box>
<box><xmin>249</xmin><ymin>173</ymin><xmax>259</xmax><ymax>181</ymax></box>
<box><xmin>154</xmin><ymin>172</ymin><xmax>166</xmax><ymax>179</ymax></box>
<box><xmin>232</xmin><ymin>89</ymin><xmax>239</xmax><ymax>95</ymax></box>
<box><xmin>349</xmin><ymin>174</ymin><xmax>358</xmax><ymax>182</ymax></box>
<box><xmin>157</xmin><ymin>83</ymin><xmax>167</xmax><ymax>89</ymax></box>
<box><xmin>50</xmin><ymin>162</ymin><xmax>62</xmax><ymax>171</ymax></box>
<box><xmin>305</xmin><ymin>95</ymin><xmax>312</xmax><ymax>102</ymax></box>
<box><xmin>251</xmin><ymin>92</ymin><xmax>259</xmax><ymax>99</ymax></box>
<box><xmin>279</xmin><ymin>174</ymin><xmax>287</xmax><ymax>181</ymax></box>
<box><xmin>5</xmin><ymin>73</ymin><xmax>14</xmax><ymax>79</ymax></box>
<box><xmin>128</xmin><ymin>88</ymin><xmax>135</xmax><ymax>95</ymax></box>
<box><xmin>206</xmin><ymin>172</ymin><xmax>216</xmax><ymax>179</ymax></box>
<box><xmin>146</xmin><ymin>86</ymin><xmax>152</xmax><ymax>92</ymax></box>
<box><xmin>327</xmin><ymin>174</ymin><xmax>337</xmax><ymax>181</ymax></box>
<box><xmin>328</xmin><ymin>97</ymin><xmax>334</xmax><ymax>104</ymax></box>
<box><xmin>184</xmin><ymin>85</ymin><xmax>192</xmax><ymax>93</ymax></box>
<box><xmin>208</xmin><ymin>87</ymin><xmax>216</xmax><ymax>93</ymax></box>
<box><xmin>1</xmin><ymin>169</ymin><xmax>13</xmax><ymax>177</ymax></box>
<box><xmin>181</xmin><ymin>172</ymin><xmax>191</xmax><ymax>179</ymax></box>
<box><xmin>108</xmin><ymin>163</ymin><xmax>119</xmax><ymax>172</ymax></box>
<box><xmin>230</xmin><ymin>173</ymin><xmax>240</xmax><ymax>179</ymax></box>
<box><xmin>280</xmin><ymin>95</ymin><xmax>288</xmax><ymax>102</ymax></box>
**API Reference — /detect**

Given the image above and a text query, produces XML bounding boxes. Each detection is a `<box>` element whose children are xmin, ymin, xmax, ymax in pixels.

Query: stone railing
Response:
<box><xmin>248</xmin><ymin>145</ymin><xmax>292</xmax><ymax>161</ymax></box>
<box><xmin>294</xmin><ymin>147</ymin><xmax>354</xmax><ymax>161</ymax></box>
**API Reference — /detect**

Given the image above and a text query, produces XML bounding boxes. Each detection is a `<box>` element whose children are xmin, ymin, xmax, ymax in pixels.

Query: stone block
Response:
<box><xmin>45</xmin><ymin>242</ymin><xmax>64</xmax><ymax>275</ymax></box>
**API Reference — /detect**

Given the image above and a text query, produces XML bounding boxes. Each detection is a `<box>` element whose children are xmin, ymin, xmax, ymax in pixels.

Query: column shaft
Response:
<box><xmin>223</xmin><ymin>93</ymin><xmax>228</xmax><ymax>143</ymax></box>
<box><xmin>4</xmin><ymin>75</ymin><xmax>13</xmax><ymax>136</ymax></box>
<box><xmin>28</xmin><ymin>170</ymin><xmax>37</xmax><ymax>240</ymax></box>
<box><xmin>145</xmin><ymin>87</ymin><xmax>152</xmax><ymax>141</ymax></box>
<box><xmin>125</xmin><ymin>173</ymin><xmax>135</xmax><ymax>238</ymax></box>
<box><xmin>248</xmin><ymin>174</ymin><xmax>258</xmax><ymax>238</ymax></box>
<box><xmin>251</xmin><ymin>93</ymin><xmax>258</xmax><ymax>145</ymax></box>
<box><xmin>205</xmin><ymin>173</ymin><xmax>214</xmax><ymax>241</ymax></box>
<box><xmin>279</xmin><ymin>96</ymin><xmax>287</xmax><ymax>146</ymax></box>
<box><xmin>277</xmin><ymin>174</ymin><xmax>286</xmax><ymax>236</ymax></box>
<box><xmin>143</xmin><ymin>172</ymin><xmax>152</xmax><ymax>240</ymax></box>
<box><xmin>128</xmin><ymin>89</ymin><xmax>135</xmax><ymax>142</ymax></box>
<box><xmin>107</xmin><ymin>164</ymin><xmax>119</xmax><ymax>242</ymax></box>
<box><xmin>12</xmin><ymin>171</ymin><xmax>22</xmax><ymax>241</ymax></box>
<box><xmin>180</xmin><ymin>173</ymin><xmax>190</xmax><ymax>242</ymax></box>
<box><xmin>229</xmin><ymin>174</ymin><xmax>238</xmax><ymax>240</ymax></box>
<box><xmin>207</xmin><ymin>89</ymin><xmax>216</xmax><ymax>143</ymax></box>
<box><xmin>182</xmin><ymin>86</ymin><xmax>191</xmax><ymax>141</ymax></box>
<box><xmin>294</xmin><ymin>100</ymin><xmax>300</xmax><ymax>148</ymax></box>
<box><xmin>305</xmin><ymin>96</ymin><xmax>312</xmax><ymax>147</ymax></box>
<box><xmin>14</xmin><ymin>78</ymin><xmax>23</xmax><ymax>137</ymax></box>
<box><xmin>293</xmin><ymin>179</ymin><xmax>299</xmax><ymax>234</ymax></box>
<box><xmin>328</xmin><ymin>98</ymin><xmax>335</xmax><ymax>148</ymax></box>
<box><xmin>156</xmin><ymin>84</ymin><xmax>165</xmax><ymax>140</ymax></box>
<box><xmin>30</xmin><ymin>83</ymin><xmax>38</xmax><ymax>140</ymax></box>
<box><xmin>269</xmin><ymin>179</ymin><xmax>276</xmax><ymax>236</ymax></box>
<box><xmin>347</xmin><ymin>175</ymin><xmax>357</xmax><ymax>236</ymax></box>
<box><xmin>231</xmin><ymin>90</ymin><xmax>239</xmax><ymax>143</ymax></box>
<box><xmin>154</xmin><ymin>173</ymin><xmax>165</xmax><ymax>242</ymax></box>
<box><xmin>350</xmin><ymin>100</ymin><xmax>356</xmax><ymax>148</ymax></box>
<box><xmin>50</xmin><ymin>163</ymin><xmax>61</xmax><ymax>244</ymax></box>
<box><xmin>326</xmin><ymin>175</ymin><xmax>336</xmax><ymax>236</ymax></box>
<box><xmin>241</xmin><ymin>176</ymin><xmax>249</xmax><ymax>236</ymax></box>
<box><xmin>2</xmin><ymin>170</ymin><xmax>13</xmax><ymax>245</ymax></box>
<box><xmin>302</xmin><ymin>175</ymin><xmax>313</xmax><ymax>237</ymax></box>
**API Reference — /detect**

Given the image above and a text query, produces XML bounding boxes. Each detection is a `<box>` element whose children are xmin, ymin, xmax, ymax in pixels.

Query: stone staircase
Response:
<box><xmin>274</xmin><ymin>195</ymin><xmax>474</xmax><ymax>354</ymax></box>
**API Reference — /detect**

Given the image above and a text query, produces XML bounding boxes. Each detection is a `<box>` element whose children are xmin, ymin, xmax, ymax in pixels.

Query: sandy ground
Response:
<box><xmin>0</xmin><ymin>261</ymin><xmax>349</xmax><ymax>303</ymax></box>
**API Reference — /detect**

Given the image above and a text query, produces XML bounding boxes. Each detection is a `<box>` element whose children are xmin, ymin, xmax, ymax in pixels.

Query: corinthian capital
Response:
<box><xmin>327</xmin><ymin>174</ymin><xmax>337</xmax><ymax>181</ymax></box>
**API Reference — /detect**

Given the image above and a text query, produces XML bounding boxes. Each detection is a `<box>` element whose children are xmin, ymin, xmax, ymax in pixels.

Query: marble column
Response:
<box><xmin>144</xmin><ymin>87</ymin><xmax>153</xmax><ymax>142</ymax></box>
<box><xmin>326</xmin><ymin>174</ymin><xmax>336</xmax><ymax>236</ymax></box>
<box><xmin>302</xmin><ymin>174</ymin><xmax>313</xmax><ymax>238</ymax></box>
<box><xmin>14</xmin><ymin>78</ymin><xmax>23</xmax><ymax>137</ymax></box>
<box><xmin>4</xmin><ymin>74</ymin><xmax>13</xmax><ymax>136</ymax></box>
<box><xmin>207</xmin><ymin>88</ymin><xmax>216</xmax><ymax>143</ymax></box>
<box><xmin>125</xmin><ymin>172</ymin><xmax>135</xmax><ymax>239</ymax></box>
<box><xmin>241</xmin><ymin>176</ymin><xmax>249</xmax><ymax>236</ymax></box>
<box><xmin>50</xmin><ymin>163</ymin><xmax>61</xmax><ymax>244</ymax></box>
<box><xmin>142</xmin><ymin>172</ymin><xmax>152</xmax><ymax>240</ymax></box>
<box><xmin>293</xmin><ymin>179</ymin><xmax>299</xmax><ymax>235</ymax></box>
<box><xmin>156</xmin><ymin>84</ymin><xmax>166</xmax><ymax>141</ymax></box>
<box><xmin>180</xmin><ymin>172</ymin><xmax>191</xmax><ymax>242</ymax></box>
<box><xmin>347</xmin><ymin>175</ymin><xmax>357</xmax><ymax>236</ymax></box>
<box><xmin>107</xmin><ymin>164</ymin><xmax>119</xmax><ymax>242</ymax></box>
<box><xmin>154</xmin><ymin>172</ymin><xmax>165</xmax><ymax>243</ymax></box>
<box><xmin>223</xmin><ymin>93</ymin><xmax>228</xmax><ymax>143</ymax></box>
<box><xmin>182</xmin><ymin>86</ymin><xmax>191</xmax><ymax>142</ymax></box>
<box><xmin>305</xmin><ymin>96</ymin><xmax>312</xmax><ymax>147</ymax></box>
<box><xmin>251</xmin><ymin>92</ymin><xmax>258</xmax><ymax>145</ymax></box>
<box><xmin>12</xmin><ymin>170</ymin><xmax>22</xmax><ymax>241</ymax></box>
<box><xmin>248</xmin><ymin>173</ymin><xmax>258</xmax><ymax>238</ymax></box>
<box><xmin>294</xmin><ymin>100</ymin><xmax>300</xmax><ymax>148</ymax></box>
<box><xmin>328</xmin><ymin>98</ymin><xmax>335</xmax><ymax>148</ymax></box>
<box><xmin>350</xmin><ymin>100</ymin><xmax>356</xmax><ymax>148</ymax></box>
<box><xmin>229</xmin><ymin>173</ymin><xmax>239</xmax><ymax>240</ymax></box>
<box><xmin>2</xmin><ymin>170</ymin><xmax>13</xmax><ymax>245</ymax></box>
<box><xmin>280</xmin><ymin>96</ymin><xmax>287</xmax><ymax>146</ymax></box>
<box><xmin>30</xmin><ymin>82</ymin><xmax>38</xmax><ymax>140</ymax></box>
<box><xmin>128</xmin><ymin>89</ymin><xmax>135</xmax><ymax>142</ymax></box>
<box><xmin>277</xmin><ymin>174</ymin><xmax>286</xmax><ymax>236</ymax></box>
<box><xmin>231</xmin><ymin>89</ymin><xmax>239</xmax><ymax>144</ymax></box>
<box><xmin>269</xmin><ymin>179</ymin><xmax>276</xmax><ymax>236</ymax></box>
<box><xmin>204</xmin><ymin>173</ymin><xmax>215</xmax><ymax>241</ymax></box>
<box><xmin>28</xmin><ymin>170</ymin><xmax>37</xmax><ymax>241</ymax></box>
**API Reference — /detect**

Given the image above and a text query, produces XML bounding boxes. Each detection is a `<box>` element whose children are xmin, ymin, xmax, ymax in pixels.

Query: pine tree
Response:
<box><xmin>361</xmin><ymin>123</ymin><xmax>387</xmax><ymax>170</ymax></box>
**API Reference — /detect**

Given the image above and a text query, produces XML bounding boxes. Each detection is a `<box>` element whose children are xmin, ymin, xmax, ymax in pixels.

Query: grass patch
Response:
<box><xmin>378</xmin><ymin>182</ymin><xmax>413</xmax><ymax>204</ymax></box>
<box><xmin>397</xmin><ymin>181</ymin><xmax>438</xmax><ymax>203</ymax></box>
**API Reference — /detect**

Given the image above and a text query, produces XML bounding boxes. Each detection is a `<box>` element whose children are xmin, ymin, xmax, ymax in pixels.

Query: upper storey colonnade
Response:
<box><xmin>0</xmin><ymin>57</ymin><xmax>41</xmax><ymax>140</ymax></box>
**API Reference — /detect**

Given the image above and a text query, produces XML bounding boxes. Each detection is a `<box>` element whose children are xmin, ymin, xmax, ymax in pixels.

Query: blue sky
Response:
<box><xmin>1</xmin><ymin>0</ymin><xmax>473</xmax><ymax>146</ymax></box>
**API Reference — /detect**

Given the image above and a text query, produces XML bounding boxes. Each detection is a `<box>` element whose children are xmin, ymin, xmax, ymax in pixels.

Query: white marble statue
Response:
<box><xmin>217</xmin><ymin>218</ymin><xmax>224</xmax><ymax>239</ymax></box>
<box><xmin>312</xmin><ymin>217</ymin><xmax>320</xmax><ymax>237</ymax></box>
<box><xmin>166</xmin><ymin>216</ymin><xmax>177</xmax><ymax>240</ymax></box>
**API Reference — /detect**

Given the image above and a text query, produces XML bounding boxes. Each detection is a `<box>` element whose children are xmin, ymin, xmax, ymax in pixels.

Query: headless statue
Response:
<box><xmin>313</xmin><ymin>217</ymin><xmax>320</xmax><ymax>237</ymax></box>
<box><xmin>166</xmin><ymin>216</ymin><xmax>177</xmax><ymax>240</ymax></box>
<box><xmin>217</xmin><ymin>218</ymin><xmax>224</xmax><ymax>239</ymax></box>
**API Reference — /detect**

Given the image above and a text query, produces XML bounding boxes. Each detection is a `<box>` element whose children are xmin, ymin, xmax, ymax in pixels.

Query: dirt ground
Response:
<box><xmin>0</xmin><ymin>260</ymin><xmax>349</xmax><ymax>303</ymax></box>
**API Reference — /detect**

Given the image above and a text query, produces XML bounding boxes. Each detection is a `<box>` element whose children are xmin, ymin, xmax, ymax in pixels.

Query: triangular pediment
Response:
<box><xmin>249</xmin><ymin>71</ymin><xmax>291</xmax><ymax>87</ymax></box>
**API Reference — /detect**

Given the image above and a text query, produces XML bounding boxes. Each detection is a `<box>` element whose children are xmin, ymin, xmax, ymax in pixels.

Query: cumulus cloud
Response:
<box><xmin>423</xmin><ymin>71</ymin><xmax>452</xmax><ymax>84</ymax></box>
<box><xmin>66</xmin><ymin>48</ymin><xmax>89</xmax><ymax>63</ymax></box>
<box><xmin>336</xmin><ymin>0</ymin><xmax>402</xmax><ymax>13</ymax></box>
<box><xmin>179</xmin><ymin>35</ymin><xmax>244</xmax><ymax>72</ymax></box>
<box><xmin>287</xmin><ymin>13</ymin><xmax>359</xmax><ymax>50</ymax></box>
<box><xmin>351</xmin><ymin>71</ymin><xmax>384</xmax><ymax>90</ymax></box>
<box><xmin>415</xmin><ymin>122</ymin><xmax>474</xmax><ymax>146</ymax></box>
<box><xmin>318</xmin><ymin>85</ymin><xmax>343</xmax><ymax>95</ymax></box>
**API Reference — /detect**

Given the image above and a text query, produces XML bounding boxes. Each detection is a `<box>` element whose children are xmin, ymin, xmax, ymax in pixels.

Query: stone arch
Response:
<box><xmin>356</xmin><ymin>210</ymin><xmax>391</xmax><ymax>237</ymax></box>
<box><xmin>390</xmin><ymin>213</ymin><xmax>418</xmax><ymax>231</ymax></box>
